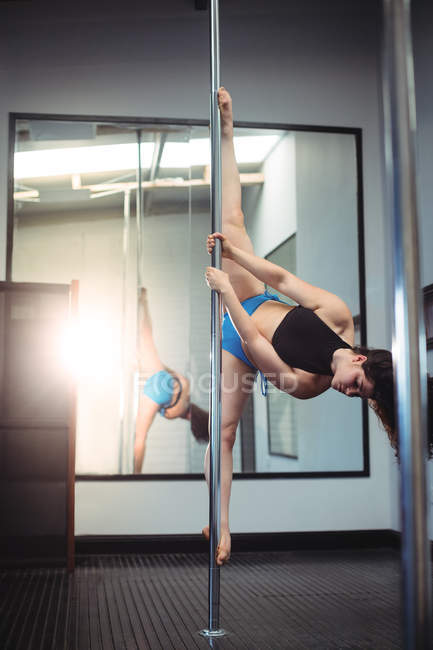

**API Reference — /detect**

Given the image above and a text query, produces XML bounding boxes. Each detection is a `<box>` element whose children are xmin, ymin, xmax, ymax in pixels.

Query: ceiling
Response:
<box><xmin>13</xmin><ymin>121</ymin><xmax>279</xmax><ymax>218</ymax></box>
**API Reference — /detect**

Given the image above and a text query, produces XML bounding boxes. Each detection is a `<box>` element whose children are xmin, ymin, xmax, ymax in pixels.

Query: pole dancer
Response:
<box><xmin>203</xmin><ymin>87</ymin><xmax>433</xmax><ymax>569</ymax></box>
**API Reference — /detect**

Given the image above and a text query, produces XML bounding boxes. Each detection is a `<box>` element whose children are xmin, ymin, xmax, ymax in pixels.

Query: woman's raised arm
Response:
<box><xmin>207</xmin><ymin>232</ymin><xmax>352</xmax><ymax>320</ymax></box>
<box><xmin>205</xmin><ymin>266</ymin><xmax>297</xmax><ymax>393</ymax></box>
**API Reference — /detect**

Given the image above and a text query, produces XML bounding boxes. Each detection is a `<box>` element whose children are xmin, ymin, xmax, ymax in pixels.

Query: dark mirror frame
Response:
<box><xmin>424</xmin><ymin>284</ymin><xmax>433</xmax><ymax>350</ymax></box>
<box><xmin>7</xmin><ymin>112</ymin><xmax>369</xmax><ymax>481</ymax></box>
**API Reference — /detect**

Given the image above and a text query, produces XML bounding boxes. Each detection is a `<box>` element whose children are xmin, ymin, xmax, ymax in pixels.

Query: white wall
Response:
<box><xmin>245</xmin><ymin>133</ymin><xmax>297</xmax><ymax>258</ymax></box>
<box><xmin>244</xmin><ymin>133</ymin><xmax>299</xmax><ymax>472</ymax></box>
<box><xmin>2</xmin><ymin>0</ymin><xmax>426</xmax><ymax>537</ymax></box>
<box><xmin>293</xmin><ymin>131</ymin><xmax>363</xmax><ymax>471</ymax></box>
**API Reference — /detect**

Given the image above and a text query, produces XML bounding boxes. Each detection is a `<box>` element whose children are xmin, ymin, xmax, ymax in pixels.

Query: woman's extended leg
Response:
<box><xmin>203</xmin><ymin>351</ymin><xmax>255</xmax><ymax>564</ymax></box>
<box><xmin>219</xmin><ymin>87</ymin><xmax>265</xmax><ymax>301</ymax></box>
<box><xmin>134</xmin><ymin>395</ymin><xmax>159</xmax><ymax>473</ymax></box>
<box><xmin>137</xmin><ymin>288</ymin><xmax>164</xmax><ymax>376</ymax></box>
<box><xmin>134</xmin><ymin>288</ymin><xmax>163</xmax><ymax>473</ymax></box>
<box><xmin>202</xmin><ymin>89</ymin><xmax>263</xmax><ymax>563</ymax></box>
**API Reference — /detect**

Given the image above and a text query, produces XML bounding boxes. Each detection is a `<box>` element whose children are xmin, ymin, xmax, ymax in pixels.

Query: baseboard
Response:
<box><xmin>4</xmin><ymin>530</ymin><xmax>429</xmax><ymax>569</ymax></box>
<box><xmin>0</xmin><ymin>535</ymin><xmax>67</xmax><ymax>568</ymax></box>
<box><xmin>75</xmin><ymin>529</ymin><xmax>402</xmax><ymax>556</ymax></box>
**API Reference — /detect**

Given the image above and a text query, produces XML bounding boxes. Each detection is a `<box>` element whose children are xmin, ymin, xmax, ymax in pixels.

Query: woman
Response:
<box><xmin>133</xmin><ymin>288</ymin><xmax>208</xmax><ymax>474</ymax></box>
<box><xmin>203</xmin><ymin>87</ymin><xmax>433</xmax><ymax>566</ymax></box>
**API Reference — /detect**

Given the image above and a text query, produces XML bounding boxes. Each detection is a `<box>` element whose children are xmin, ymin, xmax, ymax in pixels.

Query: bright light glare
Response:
<box><xmin>15</xmin><ymin>135</ymin><xmax>281</xmax><ymax>179</ymax></box>
<box><xmin>234</xmin><ymin>135</ymin><xmax>280</xmax><ymax>164</ymax></box>
<box><xmin>58</xmin><ymin>318</ymin><xmax>119</xmax><ymax>380</ymax></box>
<box><xmin>159</xmin><ymin>136</ymin><xmax>280</xmax><ymax>168</ymax></box>
<box><xmin>14</xmin><ymin>143</ymin><xmax>154</xmax><ymax>179</ymax></box>
<box><xmin>160</xmin><ymin>142</ymin><xmax>194</xmax><ymax>168</ymax></box>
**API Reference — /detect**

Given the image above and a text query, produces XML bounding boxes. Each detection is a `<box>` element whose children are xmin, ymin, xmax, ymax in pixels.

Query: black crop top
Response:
<box><xmin>271</xmin><ymin>305</ymin><xmax>352</xmax><ymax>376</ymax></box>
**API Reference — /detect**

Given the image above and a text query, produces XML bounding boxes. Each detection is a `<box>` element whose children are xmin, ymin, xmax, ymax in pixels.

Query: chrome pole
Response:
<box><xmin>118</xmin><ymin>189</ymin><xmax>131</xmax><ymax>473</ymax></box>
<box><xmin>136</xmin><ymin>130</ymin><xmax>144</xmax><ymax>289</ymax></box>
<box><xmin>382</xmin><ymin>1</ymin><xmax>432</xmax><ymax>647</ymax></box>
<box><xmin>135</xmin><ymin>130</ymin><xmax>144</xmax><ymax>474</ymax></box>
<box><xmin>200</xmin><ymin>0</ymin><xmax>225</xmax><ymax>639</ymax></box>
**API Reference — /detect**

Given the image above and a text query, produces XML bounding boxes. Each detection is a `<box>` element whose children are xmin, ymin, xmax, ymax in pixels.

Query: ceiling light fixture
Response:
<box><xmin>14</xmin><ymin>135</ymin><xmax>281</xmax><ymax>180</ymax></box>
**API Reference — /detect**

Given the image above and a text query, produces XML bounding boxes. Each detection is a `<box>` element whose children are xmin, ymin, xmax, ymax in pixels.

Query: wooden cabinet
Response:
<box><xmin>0</xmin><ymin>282</ymin><xmax>77</xmax><ymax>569</ymax></box>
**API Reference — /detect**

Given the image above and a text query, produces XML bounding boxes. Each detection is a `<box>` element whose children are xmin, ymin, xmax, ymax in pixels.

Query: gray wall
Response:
<box><xmin>1</xmin><ymin>0</ymin><xmax>431</xmax><ymax>537</ymax></box>
<box><xmin>412</xmin><ymin>0</ymin><xmax>433</xmax><ymax>288</ymax></box>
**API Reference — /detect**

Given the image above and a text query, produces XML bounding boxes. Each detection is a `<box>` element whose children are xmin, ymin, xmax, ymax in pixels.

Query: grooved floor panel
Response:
<box><xmin>0</xmin><ymin>548</ymin><xmax>416</xmax><ymax>649</ymax></box>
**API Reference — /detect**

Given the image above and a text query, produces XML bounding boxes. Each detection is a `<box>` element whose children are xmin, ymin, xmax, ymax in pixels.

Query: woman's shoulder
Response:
<box><xmin>313</xmin><ymin>304</ymin><xmax>355</xmax><ymax>346</ymax></box>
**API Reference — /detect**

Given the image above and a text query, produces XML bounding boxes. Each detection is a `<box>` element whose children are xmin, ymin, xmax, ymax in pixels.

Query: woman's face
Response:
<box><xmin>331</xmin><ymin>355</ymin><xmax>374</xmax><ymax>399</ymax></box>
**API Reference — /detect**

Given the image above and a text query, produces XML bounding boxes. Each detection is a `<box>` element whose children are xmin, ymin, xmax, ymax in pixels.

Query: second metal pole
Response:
<box><xmin>136</xmin><ymin>129</ymin><xmax>144</xmax><ymax>289</ymax></box>
<box><xmin>200</xmin><ymin>0</ymin><xmax>225</xmax><ymax>639</ymax></box>
<box><xmin>382</xmin><ymin>1</ymin><xmax>432</xmax><ymax>647</ymax></box>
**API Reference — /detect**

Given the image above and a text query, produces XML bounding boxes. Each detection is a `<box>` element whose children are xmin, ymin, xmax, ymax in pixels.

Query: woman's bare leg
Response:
<box><xmin>218</xmin><ymin>87</ymin><xmax>265</xmax><ymax>301</ymax></box>
<box><xmin>202</xmin><ymin>88</ymin><xmax>263</xmax><ymax>563</ymax></box>
<box><xmin>202</xmin><ymin>352</ymin><xmax>255</xmax><ymax>565</ymax></box>
<box><xmin>134</xmin><ymin>395</ymin><xmax>159</xmax><ymax>473</ymax></box>
<box><xmin>134</xmin><ymin>288</ymin><xmax>164</xmax><ymax>472</ymax></box>
<box><xmin>137</xmin><ymin>288</ymin><xmax>164</xmax><ymax>376</ymax></box>
<box><xmin>201</xmin><ymin>89</ymin><xmax>263</xmax><ymax>563</ymax></box>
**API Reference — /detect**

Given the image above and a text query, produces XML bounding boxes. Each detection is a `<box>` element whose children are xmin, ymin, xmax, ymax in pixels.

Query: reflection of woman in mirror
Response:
<box><xmin>203</xmin><ymin>87</ymin><xmax>433</xmax><ymax>565</ymax></box>
<box><xmin>133</xmin><ymin>288</ymin><xmax>208</xmax><ymax>474</ymax></box>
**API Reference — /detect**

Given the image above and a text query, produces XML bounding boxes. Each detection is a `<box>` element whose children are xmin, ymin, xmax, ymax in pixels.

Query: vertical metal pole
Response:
<box><xmin>119</xmin><ymin>190</ymin><xmax>131</xmax><ymax>473</ymax></box>
<box><xmin>136</xmin><ymin>130</ymin><xmax>144</xmax><ymax>289</ymax></box>
<box><xmin>134</xmin><ymin>130</ymin><xmax>145</xmax><ymax>474</ymax></box>
<box><xmin>200</xmin><ymin>0</ymin><xmax>226</xmax><ymax>639</ymax></box>
<box><xmin>382</xmin><ymin>1</ymin><xmax>433</xmax><ymax>648</ymax></box>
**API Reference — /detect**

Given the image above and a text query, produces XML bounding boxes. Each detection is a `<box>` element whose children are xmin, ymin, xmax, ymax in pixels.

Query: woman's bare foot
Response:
<box><xmin>138</xmin><ymin>287</ymin><xmax>147</xmax><ymax>302</ymax></box>
<box><xmin>202</xmin><ymin>525</ymin><xmax>231</xmax><ymax>565</ymax></box>
<box><xmin>217</xmin><ymin>87</ymin><xmax>233</xmax><ymax>138</ymax></box>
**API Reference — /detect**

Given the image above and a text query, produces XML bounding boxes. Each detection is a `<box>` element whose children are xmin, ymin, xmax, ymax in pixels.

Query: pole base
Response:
<box><xmin>199</xmin><ymin>628</ymin><xmax>227</xmax><ymax>638</ymax></box>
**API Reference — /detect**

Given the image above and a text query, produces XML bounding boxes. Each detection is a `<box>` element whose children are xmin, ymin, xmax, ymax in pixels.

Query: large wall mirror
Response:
<box><xmin>8</xmin><ymin>114</ymin><xmax>367</xmax><ymax>477</ymax></box>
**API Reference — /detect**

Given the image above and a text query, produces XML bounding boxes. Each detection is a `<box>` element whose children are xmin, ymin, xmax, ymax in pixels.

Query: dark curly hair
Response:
<box><xmin>189</xmin><ymin>403</ymin><xmax>209</xmax><ymax>444</ymax></box>
<box><xmin>353</xmin><ymin>346</ymin><xmax>433</xmax><ymax>462</ymax></box>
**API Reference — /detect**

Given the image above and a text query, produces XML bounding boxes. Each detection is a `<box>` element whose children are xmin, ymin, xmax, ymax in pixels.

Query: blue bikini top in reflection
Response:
<box><xmin>142</xmin><ymin>369</ymin><xmax>182</xmax><ymax>416</ymax></box>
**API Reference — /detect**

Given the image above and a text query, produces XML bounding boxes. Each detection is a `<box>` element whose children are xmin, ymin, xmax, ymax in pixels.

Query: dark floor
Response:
<box><xmin>0</xmin><ymin>547</ymin><xmax>408</xmax><ymax>649</ymax></box>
